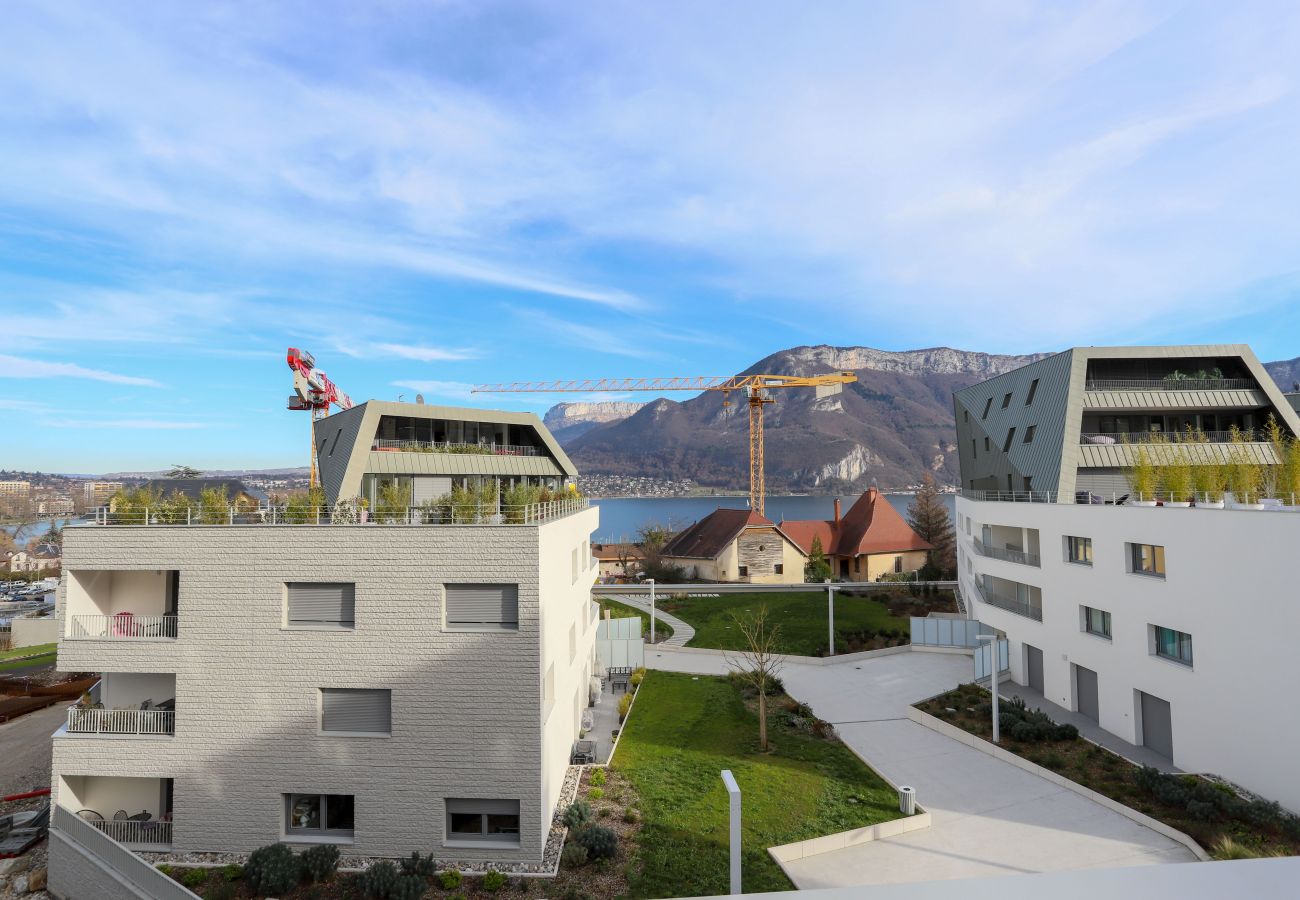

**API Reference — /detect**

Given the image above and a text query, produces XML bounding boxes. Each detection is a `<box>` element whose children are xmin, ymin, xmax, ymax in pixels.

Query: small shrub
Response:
<box><xmin>588</xmin><ymin>787</ymin><xmax>605</xmax><ymax>801</ymax></box>
<box><xmin>563</xmin><ymin>800</ymin><xmax>593</xmax><ymax>829</ymax></box>
<box><xmin>399</xmin><ymin>851</ymin><xmax>436</xmax><ymax>878</ymax></box>
<box><xmin>180</xmin><ymin>867</ymin><xmax>209</xmax><ymax>888</ymax></box>
<box><xmin>483</xmin><ymin>869</ymin><xmax>507</xmax><ymax>892</ymax></box>
<box><xmin>575</xmin><ymin>824</ymin><xmax>618</xmax><ymax>860</ymax></box>
<box><xmin>439</xmin><ymin>869</ymin><xmax>463</xmax><ymax>890</ymax></box>
<box><xmin>157</xmin><ymin>865</ymin><xmax>174</xmax><ymax>877</ymax></box>
<box><xmin>630</xmin><ymin>667</ymin><xmax>646</xmax><ymax>687</ymax></box>
<box><xmin>590</xmin><ymin>768</ymin><xmax>607</xmax><ymax>786</ymax></box>
<box><xmin>222</xmin><ymin>863</ymin><xmax>243</xmax><ymax>882</ymax></box>
<box><xmin>1187</xmin><ymin>799</ymin><xmax>1218</xmax><ymax>822</ymax></box>
<box><xmin>245</xmin><ymin>843</ymin><xmax>303</xmax><ymax>896</ymax></box>
<box><xmin>360</xmin><ymin>860</ymin><xmax>400</xmax><ymax>899</ymax></box>
<box><xmin>1052</xmin><ymin>723</ymin><xmax>1079</xmax><ymax>741</ymax></box>
<box><xmin>618</xmin><ymin>693</ymin><xmax>633</xmax><ymax>721</ymax></box>
<box><xmin>623</xmin><ymin>807</ymin><xmax>639</xmax><ymax>823</ymax></box>
<box><xmin>209</xmin><ymin>882</ymin><xmax>237</xmax><ymax>900</ymax></box>
<box><xmin>1042</xmin><ymin>753</ymin><xmax>1066</xmax><ymax>771</ymax></box>
<box><xmin>303</xmin><ymin>843</ymin><xmax>341</xmax><ymax>882</ymax></box>
<box><xmin>391</xmin><ymin>873</ymin><xmax>427</xmax><ymax>900</ymax></box>
<box><xmin>598</xmin><ymin>807</ymin><xmax>611</xmax><ymax>818</ymax></box>
<box><xmin>561</xmin><ymin>843</ymin><xmax>590</xmax><ymax>868</ymax></box>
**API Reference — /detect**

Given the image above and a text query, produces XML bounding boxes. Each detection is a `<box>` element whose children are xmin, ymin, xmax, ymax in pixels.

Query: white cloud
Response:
<box><xmin>373</xmin><ymin>343</ymin><xmax>481</xmax><ymax>362</ymax></box>
<box><xmin>39</xmin><ymin>418</ymin><xmax>205</xmax><ymax>429</ymax></box>
<box><xmin>0</xmin><ymin>354</ymin><xmax>161</xmax><ymax>386</ymax></box>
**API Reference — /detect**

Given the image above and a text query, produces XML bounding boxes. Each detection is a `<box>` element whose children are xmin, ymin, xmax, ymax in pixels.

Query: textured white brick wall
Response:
<box><xmin>53</xmin><ymin>510</ymin><xmax>598</xmax><ymax>864</ymax></box>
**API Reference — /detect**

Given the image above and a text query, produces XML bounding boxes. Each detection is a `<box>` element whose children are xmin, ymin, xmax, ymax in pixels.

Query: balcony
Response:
<box><xmin>58</xmin><ymin>775</ymin><xmax>173</xmax><ymax>850</ymax></box>
<box><xmin>67</xmin><ymin>707</ymin><xmax>175</xmax><ymax>736</ymax></box>
<box><xmin>974</xmin><ymin>578</ymin><xmax>1042</xmax><ymax>622</ymax></box>
<box><xmin>65</xmin><ymin>570</ymin><xmax>178</xmax><ymax>641</ymax></box>
<box><xmin>62</xmin><ymin>674</ymin><xmax>177</xmax><ymax>735</ymax></box>
<box><xmin>371</xmin><ymin>438</ymin><xmax>539</xmax><ymax>456</ymax></box>
<box><xmin>87</xmin><ymin>817</ymin><xmax>173</xmax><ymax>847</ymax></box>
<box><xmin>67</xmin><ymin>614</ymin><xmax>177</xmax><ymax>640</ymax></box>
<box><xmin>1079</xmin><ymin>431</ymin><xmax>1241</xmax><ymax>445</ymax></box>
<box><xmin>1085</xmin><ymin>378</ymin><xmax>1257</xmax><ymax>391</ymax></box>
<box><xmin>972</xmin><ymin>538</ymin><xmax>1041</xmax><ymax>567</ymax></box>
<box><xmin>90</xmin><ymin>497</ymin><xmax>589</xmax><ymax>527</ymax></box>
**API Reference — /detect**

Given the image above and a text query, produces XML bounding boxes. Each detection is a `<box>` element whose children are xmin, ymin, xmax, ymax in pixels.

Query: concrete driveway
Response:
<box><xmin>643</xmin><ymin>646</ymin><xmax>1197</xmax><ymax>888</ymax></box>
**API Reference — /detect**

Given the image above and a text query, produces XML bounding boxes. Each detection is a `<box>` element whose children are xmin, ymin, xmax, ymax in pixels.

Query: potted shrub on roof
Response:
<box><xmin>1189</xmin><ymin>432</ymin><xmax>1225</xmax><ymax>508</ymax></box>
<box><xmin>1226</xmin><ymin>426</ymin><xmax>1264</xmax><ymax>509</ymax></box>
<box><xmin>1124</xmin><ymin>437</ymin><xmax>1159</xmax><ymax>505</ymax></box>
<box><xmin>1162</xmin><ymin>444</ymin><xmax>1193</xmax><ymax>507</ymax></box>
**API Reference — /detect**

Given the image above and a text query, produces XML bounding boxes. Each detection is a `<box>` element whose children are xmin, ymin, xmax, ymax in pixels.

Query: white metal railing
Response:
<box><xmin>1079</xmin><ymin>430</ymin><xmax>1248</xmax><ymax>445</ymax></box>
<box><xmin>973</xmin><ymin>580</ymin><xmax>1043</xmax><ymax>622</ymax></box>
<box><xmin>972</xmin><ymin>538</ymin><xmax>1041</xmax><ymax>567</ymax></box>
<box><xmin>371</xmin><ymin>438</ymin><xmax>539</xmax><ymax>456</ymax></box>
<box><xmin>92</xmin><ymin>498</ymin><xmax>590</xmax><ymax>526</ymax></box>
<box><xmin>961</xmin><ymin>489</ymin><xmax>1300</xmax><ymax>507</ymax></box>
<box><xmin>52</xmin><ymin>806</ymin><xmax>191</xmax><ymax>898</ymax></box>
<box><xmin>67</xmin><ymin>614</ymin><xmax>178</xmax><ymax>639</ymax></box>
<box><xmin>90</xmin><ymin>817</ymin><xmax>174</xmax><ymax>846</ymax></box>
<box><xmin>1084</xmin><ymin>378</ymin><xmax>1257</xmax><ymax>391</ymax></box>
<box><xmin>67</xmin><ymin>707</ymin><xmax>175</xmax><ymax>735</ymax></box>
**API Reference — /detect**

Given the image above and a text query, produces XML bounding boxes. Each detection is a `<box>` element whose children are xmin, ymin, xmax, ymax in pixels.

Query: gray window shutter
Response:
<box><xmin>320</xmin><ymin>688</ymin><xmax>391</xmax><ymax>733</ymax></box>
<box><xmin>288</xmin><ymin>583</ymin><xmax>355</xmax><ymax>626</ymax></box>
<box><xmin>445</xmin><ymin>584</ymin><xmax>518</xmax><ymax>629</ymax></box>
<box><xmin>446</xmin><ymin>798</ymin><xmax>519</xmax><ymax>815</ymax></box>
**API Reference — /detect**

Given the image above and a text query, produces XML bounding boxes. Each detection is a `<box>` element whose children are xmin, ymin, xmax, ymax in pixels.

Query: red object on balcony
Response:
<box><xmin>112</xmin><ymin>612</ymin><xmax>135</xmax><ymax>637</ymax></box>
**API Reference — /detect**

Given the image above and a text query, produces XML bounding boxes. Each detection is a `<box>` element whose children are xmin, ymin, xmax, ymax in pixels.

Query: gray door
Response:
<box><xmin>1074</xmin><ymin>665</ymin><xmax>1099</xmax><ymax>723</ymax></box>
<box><xmin>1025</xmin><ymin>644</ymin><xmax>1044</xmax><ymax>692</ymax></box>
<box><xmin>1140</xmin><ymin>691</ymin><xmax>1174</xmax><ymax>759</ymax></box>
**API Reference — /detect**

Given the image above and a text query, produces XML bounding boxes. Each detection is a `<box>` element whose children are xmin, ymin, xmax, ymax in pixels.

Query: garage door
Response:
<box><xmin>1140</xmin><ymin>691</ymin><xmax>1173</xmax><ymax>759</ymax></box>
<box><xmin>1074</xmin><ymin>665</ymin><xmax>1099</xmax><ymax>723</ymax></box>
<box><xmin>1025</xmin><ymin>644</ymin><xmax>1044</xmax><ymax>692</ymax></box>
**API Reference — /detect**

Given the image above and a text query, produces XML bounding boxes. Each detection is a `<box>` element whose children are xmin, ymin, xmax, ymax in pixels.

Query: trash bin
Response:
<box><xmin>898</xmin><ymin>785</ymin><xmax>916</xmax><ymax>815</ymax></box>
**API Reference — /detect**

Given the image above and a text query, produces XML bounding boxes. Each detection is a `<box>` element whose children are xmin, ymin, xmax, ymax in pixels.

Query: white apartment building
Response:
<box><xmin>83</xmin><ymin>481</ymin><xmax>124</xmax><ymax>508</ymax></box>
<box><xmin>48</xmin><ymin>402</ymin><xmax>599</xmax><ymax>898</ymax></box>
<box><xmin>0</xmin><ymin>480</ymin><xmax>32</xmax><ymax>497</ymax></box>
<box><xmin>954</xmin><ymin>345</ymin><xmax>1300</xmax><ymax>813</ymax></box>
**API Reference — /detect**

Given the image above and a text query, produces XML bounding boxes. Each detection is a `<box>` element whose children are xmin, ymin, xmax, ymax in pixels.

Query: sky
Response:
<box><xmin>2</xmin><ymin>1</ymin><xmax>1300</xmax><ymax>473</ymax></box>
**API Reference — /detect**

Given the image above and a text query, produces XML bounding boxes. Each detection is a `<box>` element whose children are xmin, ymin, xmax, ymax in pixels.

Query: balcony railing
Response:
<box><xmin>51</xmin><ymin>807</ymin><xmax>188</xmax><ymax>899</ymax></box>
<box><xmin>1084</xmin><ymin>378</ymin><xmax>1257</xmax><ymax>391</ymax></box>
<box><xmin>67</xmin><ymin>707</ymin><xmax>175</xmax><ymax>735</ymax></box>
<box><xmin>89</xmin><ymin>817</ymin><xmax>173</xmax><ymax>847</ymax></box>
<box><xmin>67</xmin><ymin>614</ymin><xmax>178</xmax><ymax>640</ymax></box>
<box><xmin>973</xmin><ymin>538</ymin><xmax>1041</xmax><ymax>567</ymax></box>
<box><xmin>371</xmin><ymin>438</ymin><xmax>539</xmax><ymax>456</ymax></box>
<box><xmin>974</xmin><ymin>580</ymin><xmax>1042</xmax><ymax>621</ymax></box>
<box><xmin>92</xmin><ymin>497</ymin><xmax>589</xmax><ymax>527</ymax></box>
<box><xmin>1079</xmin><ymin>430</ymin><xmax>1247</xmax><ymax>445</ymax></box>
<box><xmin>961</xmin><ymin>489</ymin><xmax>1300</xmax><ymax>507</ymax></box>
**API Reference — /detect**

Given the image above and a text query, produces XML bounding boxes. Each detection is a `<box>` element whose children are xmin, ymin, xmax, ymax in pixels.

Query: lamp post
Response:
<box><xmin>977</xmin><ymin>633</ymin><xmax>1001</xmax><ymax>743</ymax></box>
<box><xmin>648</xmin><ymin>578</ymin><xmax>656</xmax><ymax>644</ymax></box>
<box><xmin>721</xmin><ymin>769</ymin><xmax>742</xmax><ymax>894</ymax></box>
<box><xmin>827</xmin><ymin>582</ymin><xmax>836</xmax><ymax>657</ymax></box>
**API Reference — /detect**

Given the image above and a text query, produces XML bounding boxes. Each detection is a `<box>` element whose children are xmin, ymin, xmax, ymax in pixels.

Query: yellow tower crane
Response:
<box><xmin>472</xmin><ymin>371</ymin><xmax>857</xmax><ymax>515</ymax></box>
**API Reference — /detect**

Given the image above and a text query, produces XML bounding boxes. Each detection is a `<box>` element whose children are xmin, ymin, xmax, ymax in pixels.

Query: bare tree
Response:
<box><xmin>728</xmin><ymin>605</ymin><xmax>785</xmax><ymax>751</ymax></box>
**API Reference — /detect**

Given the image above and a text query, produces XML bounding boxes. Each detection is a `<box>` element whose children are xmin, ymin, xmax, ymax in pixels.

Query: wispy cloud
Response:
<box><xmin>389</xmin><ymin>380</ymin><xmax>480</xmax><ymax>403</ymax></box>
<box><xmin>373</xmin><ymin>343</ymin><xmax>481</xmax><ymax>363</ymax></box>
<box><xmin>39</xmin><ymin>418</ymin><xmax>205</xmax><ymax>430</ymax></box>
<box><xmin>0</xmin><ymin>354</ymin><xmax>161</xmax><ymax>387</ymax></box>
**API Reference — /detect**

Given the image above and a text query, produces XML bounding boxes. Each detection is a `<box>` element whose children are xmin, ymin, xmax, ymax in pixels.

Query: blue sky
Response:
<box><xmin>2</xmin><ymin>1</ymin><xmax>1300</xmax><ymax>473</ymax></box>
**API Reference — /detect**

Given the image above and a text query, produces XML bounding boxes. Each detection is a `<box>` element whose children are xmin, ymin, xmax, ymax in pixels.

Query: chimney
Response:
<box><xmin>833</xmin><ymin>498</ymin><xmax>841</xmax><ymax>523</ymax></box>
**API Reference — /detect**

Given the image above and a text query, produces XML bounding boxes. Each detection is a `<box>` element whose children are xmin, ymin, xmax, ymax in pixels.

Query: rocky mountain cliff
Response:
<box><xmin>561</xmin><ymin>345</ymin><xmax>1053</xmax><ymax>491</ymax></box>
<box><xmin>1265</xmin><ymin>356</ymin><xmax>1300</xmax><ymax>392</ymax></box>
<box><xmin>543</xmin><ymin>401</ymin><xmax>649</xmax><ymax>444</ymax></box>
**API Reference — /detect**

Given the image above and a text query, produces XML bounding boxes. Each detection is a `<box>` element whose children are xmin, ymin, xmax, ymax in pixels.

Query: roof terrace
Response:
<box><xmin>88</xmin><ymin>497</ymin><xmax>589</xmax><ymax>526</ymax></box>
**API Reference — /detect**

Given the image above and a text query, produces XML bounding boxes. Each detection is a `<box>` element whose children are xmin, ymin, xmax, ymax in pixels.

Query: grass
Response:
<box><xmin>916</xmin><ymin>686</ymin><xmax>1300</xmax><ymax>859</ymax></box>
<box><xmin>0</xmin><ymin>643</ymin><xmax>56</xmax><ymax>671</ymax></box>
<box><xmin>596</xmin><ymin>597</ymin><xmax>674</xmax><ymax>642</ymax></box>
<box><xmin>613</xmin><ymin>671</ymin><xmax>900</xmax><ymax>896</ymax></box>
<box><xmin>662</xmin><ymin>590</ymin><xmax>952</xmax><ymax>656</ymax></box>
<box><xmin>0</xmin><ymin>642</ymin><xmax>56</xmax><ymax>661</ymax></box>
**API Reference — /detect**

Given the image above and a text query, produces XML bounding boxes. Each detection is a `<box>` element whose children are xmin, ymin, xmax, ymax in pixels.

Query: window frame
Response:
<box><xmin>738</xmin><ymin>565</ymin><xmax>749</xmax><ymax>577</ymax></box>
<box><xmin>1066</xmin><ymin>536</ymin><xmax>1093</xmax><ymax>566</ymax></box>
<box><xmin>444</xmin><ymin>583</ymin><xmax>520</xmax><ymax>632</ymax></box>
<box><xmin>774</xmin><ymin>563</ymin><xmax>784</xmax><ymax>575</ymax></box>
<box><xmin>1129</xmin><ymin>543</ymin><xmax>1166</xmax><ymax>578</ymax></box>
<box><xmin>284</xmin><ymin>582</ymin><xmax>356</xmax><ymax>631</ymax></box>
<box><xmin>893</xmin><ymin>555</ymin><xmax>903</xmax><ymax>574</ymax></box>
<box><xmin>1025</xmin><ymin>379</ymin><xmax>1039</xmax><ymax>405</ymax></box>
<box><xmin>1001</xmin><ymin>392</ymin><xmax>1012</xmax><ymax>409</ymax></box>
<box><xmin>1023</xmin><ymin>425</ymin><xmax>1036</xmax><ymax>444</ymax></box>
<box><xmin>1082</xmin><ymin>606</ymin><xmax>1111</xmax><ymax>640</ymax></box>
<box><xmin>981</xmin><ymin>397</ymin><xmax>993</xmax><ymax>419</ymax></box>
<box><xmin>444</xmin><ymin>799</ymin><xmax>521</xmax><ymax>847</ymax></box>
<box><xmin>1002</xmin><ymin>428</ymin><xmax>1017</xmax><ymax>452</ymax></box>
<box><xmin>318</xmin><ymin>687</ymin><xmax>392</xmax><ymax>737</ymax></box>
<box><xmin>1153</xmin><ymin>625</ymin><xmax>1193</xmax><ymax>666</ymax></box>
<box><xmin>284</xmin><ymin>793</ymin><xmax>355</xmax><ymax>843</ymax></box>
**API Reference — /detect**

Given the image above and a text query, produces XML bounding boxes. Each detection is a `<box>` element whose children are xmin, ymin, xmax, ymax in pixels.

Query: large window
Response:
<box><xmin>1023</xmin><ymin>425</ymin><xmax>1036</xmax><ymax>443</ymax></box>
<box><xmin>1130</xmin><ymin>543</ymin><xmax>1166</xmax><ymax>578</ymax></box>
<box><xmin>320</xmin><ymin>688</ymin><xmax>391</xmax><ymax>735</ymax></box>
<box><xmin>1154</xmin><ymin>626</ymin><xmax>1193</xmax><ymax>666</ymax></box>
<box><xmin>286</xmin><ymin>583</ymin><xmax>355</xmax><ymax>629</ymax></box>
<box><xmin>1067</xmin><ymin>536</ymin><xmax>1093</xmax><ymax>566</ymax></box>
<box><xmin>445</xmin><ymin>584</ymin><xmax>519</xmax><ymax>630</ymax></box>
<box><xmin>285</xmin><ymin>793</ymin><xmax>354</xmax><ymax>839</ymax></box>
<box><xmin>893</xmin><ymin>555</ymin><xmax>903</xmax><ymax>574</ymax></box>
<box><xmin>1001</xmin><ymin>392</ymin><xmax>1012</xmax><ymax>409</ymax></box>
<box><xmin>446</xmin><ymin>799</ymin><xmax>520</xmax><ymax>845</ymax></box>
<box><xmin>1025</xmin><ymin>378</ymin><xmax>1039</xmax><ymax>405</ymax></box>
<box><xmin>982</xmin><ymin>397</ymin><xmax>993</xmax><ymax>419</ymax></box>
<box><xmin>1002</xmin><ymin>428</ymin><xmax>1017</xmax><ymax>452</ymax></box>
<box><xmin>1083</xmin><ymin>606</ymin><xmax>1111</xmax><ymax>639</ymax></box>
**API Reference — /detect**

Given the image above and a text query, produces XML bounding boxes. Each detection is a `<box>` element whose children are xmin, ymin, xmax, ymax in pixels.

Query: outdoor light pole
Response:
<box><xmin>827</xmin><ymin>582</ymin><xmax>836</xmax><ymax>657</ymax></box>
<box><xmin>648</xmin><ymin>578</ymin><xmax>656</xmax><ymax>644</ymax></box>
<box><xmin>977</xmin><ymin>633</ymin><xmax>1000</xmax><ymax>743</ymax></box>
<box><xmin>721</xmin><ymin>769</ymin><xmax>742</xmax><ymax>894</ymax></box>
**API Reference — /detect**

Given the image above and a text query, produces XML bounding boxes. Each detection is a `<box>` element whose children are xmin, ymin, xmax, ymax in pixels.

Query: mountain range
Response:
<box><xmin>547</xmin><ymin>347</ymin><xmax>1300</xmax><ymax>492</ymax></box>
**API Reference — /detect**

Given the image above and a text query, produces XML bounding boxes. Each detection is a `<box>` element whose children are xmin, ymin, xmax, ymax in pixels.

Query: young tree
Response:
<box><xmin>729</xmin><ymin>605</ymin><xmax>785</xmax><ymax>751</ymax></box>
<box><xmin>637</xmin><ymin>522</ymin><xmax>685</xmax><ymax>583</ymax></box>
<box><xmin>907</xmin><ymin>473</ymin><xmax>956</xmax><ymax>579</ymax></box>
<box><xmin>803</xmin><ymin>534</ymin><xmax>832</xmax><ymax>582</ymax></box>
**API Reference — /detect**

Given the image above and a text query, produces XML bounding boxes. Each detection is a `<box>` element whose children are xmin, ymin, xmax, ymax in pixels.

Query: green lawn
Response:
<box><xmin>0</xmin><ymin>643</ymin><xmax>56</xmax><ymax>672</ymax></box>
<box><xmin>666</xmin><ymin>591</ymin><xmax>909</xmax><ymax>656</ymax></box>
<box><xmin>613</xmin><ymin>671</ymin><xmax>900</xmax><ymax>896</ymax></box>
<box><xmin>0</xmin><ymin>642</ymin><xmax>56</xmax><ymax>662</ymax></box>
<box><xmin>596</xmin><ymin>596</ymin><xmax>675</xmax><ymax>642</ymax></box>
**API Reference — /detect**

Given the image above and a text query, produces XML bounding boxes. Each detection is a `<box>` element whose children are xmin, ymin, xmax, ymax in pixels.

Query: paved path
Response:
<box><xmin>0</xmin><ymin>703</ymin><xmax>62</xmax><ymax>798</ymax></box>
<box><xmin>610</xmin><ymin>595</ymin><xmax>695</xmax><ymax>647</ymax></box>
<box><xmin>643</xmin><ymin>647</ymin><xmax>1197</xmax><ymax>889</ymax></box>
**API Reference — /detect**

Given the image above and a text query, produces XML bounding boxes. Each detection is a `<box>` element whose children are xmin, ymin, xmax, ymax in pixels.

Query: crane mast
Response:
<box><xmin>286</xmin><ymin>348</ymin><xmax>355</xmax><ymax>489</ymax></box>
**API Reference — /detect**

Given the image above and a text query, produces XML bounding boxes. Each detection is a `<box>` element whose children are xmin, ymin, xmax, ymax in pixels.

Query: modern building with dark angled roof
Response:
<box><xmin>314</xmin><ymin>400</ymin><xmax>579</xmax><ymax>506</ymax></box>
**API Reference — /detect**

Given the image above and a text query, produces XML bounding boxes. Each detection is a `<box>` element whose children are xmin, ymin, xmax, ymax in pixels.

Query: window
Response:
<box><xmin>1153</xmin><ymin>626</ymin><xmax>1193</xmax><ymax>666</ymax></box>
<box><xmin>1083</xmin><ymin>606</ymin><xmax>1111</xmax><ymax>639</ymax></box>
<box><xmin>964</xmin><ymin>410</ymin><xmax>969</xmax><ymax>422</ymax></box>
<box><xmin>286</xmin><ymin>583</ymin><xmax>355</xmax><ymax>629</ymax></box>
<box><xmin>982</xmin><ymin>397</ymin><xmax>993</xmax><ymax>419</ymax></box>
<box><xmin>320</xmin><ymin>689</ymin><xmax>391</xmax><ymax>735</ymax></box>
<box><xmin>965</xmin><ymin>516</ymin><xmax>971</xmax><ymax>535</ymax></box>
<box><xmin>328</xmin><ymin>428</ymin><xmax>343</xmax><ymax>457</ymax></box>
<box><xmin>1025</xmin><ymin>379</ymin><xmax>1039</xmax><ymax>405</ymax></box>
<box><xmin>971</xmin><ymin>438</ymin><xmax>977</xmax><ymax>458</ymax></box>
<box><xmin>1023</xmin><ymin>425</ymin><xmax>1036</xmax><ymax>443</ymax></box>
<box><xmin>1130</xmin><ymin>543</ymin><xmax>1166</xmax><ymax>577</ymax></box>
<box><xmin>1003</xmin><ymin>428</ymin><xmax>1016</xmax><ymax>452</ymax></box>
<box><xmin>1001</xmin><ymin>392</ymin><xmax>1012</xmax><ymax>409</ymax></box>
<box><xmin>893</xmin><ymin>555</ymin><xmax>903</xmax><ymax>574</ymax></box>
<box><xmin>984</xmin><ymin>436</ymin><xmax>991</xmax><ymax>451</ymax></box>
<box><xmin>445</xmin><ymin>799</ymin><xmax>520</xmax><ymax>845</ymax></box>
<box><xmin>738</xmin><ymin>565</ymin><xmax>749</xmax><ymax>577</ymax></box>
<box><xmin>774</xmin><ymin>563</ymin><xmax>784</xmax><ymax>575</ymax></box>
<box><xmin>445</xmin><ymin>584</ymin><xmax>519</xmax><ymax>630</ymax></box>
<box><xmin>286</xmin><ymin>793</ymin><xmax>354</xmax><ymax>839</ymax></box>
<box><xmin>1067</xmin><ymin>536</ymin><xmax>1093</xmax><ymax>565</ymax></box>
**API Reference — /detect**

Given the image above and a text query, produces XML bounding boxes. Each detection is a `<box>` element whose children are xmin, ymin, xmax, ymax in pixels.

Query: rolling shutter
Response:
<box><xmin>445</xmin><ymin>584</ymin><xmax>518</xmax><ymax>630</ymax></box>
<box><xmin>320</xmin><ymin>688</ymin><xmax>391</xmax><ymax>734</ymax></box>
<box><xmin>287</xmin><ymin>583</ymin><xmax>355</xmax><ymax>627</ymax></box>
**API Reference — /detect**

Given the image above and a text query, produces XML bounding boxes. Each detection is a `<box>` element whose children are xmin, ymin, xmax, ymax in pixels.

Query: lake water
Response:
<box><xmin>1</xmin><ymin>518</ymin><xmax>74</xmax><ymax>547</ymax></box>
<box><xmin>589</xmin><ymin>493</ymin><xmax>956</xmax><ymax>542</ymax></box>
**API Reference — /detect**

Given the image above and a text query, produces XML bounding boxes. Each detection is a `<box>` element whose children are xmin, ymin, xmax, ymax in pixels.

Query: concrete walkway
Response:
<box><xmin>643</xmin><ymin>646</ymin><xmax>1197</xmax><ymax>889</ymax></box>
<box><xmin>611</xmin><ymin>595</ymin><xmax>695</xmax><ymax>647</ymax></box>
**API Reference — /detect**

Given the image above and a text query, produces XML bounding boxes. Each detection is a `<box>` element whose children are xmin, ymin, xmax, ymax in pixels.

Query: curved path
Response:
<box><xmin>603</xmin><ymin>594</ymin><xmax>695</xmax><ymax>647</ymax></box>
<box><xmin>642</xmin><ymin>645</ymin><xmax>1196</xmax><ymax>889</ymax></box>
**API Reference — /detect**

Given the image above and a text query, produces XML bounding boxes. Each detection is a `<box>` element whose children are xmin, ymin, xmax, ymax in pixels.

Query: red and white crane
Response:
<box><xmin>287</xmin><ymin>347</ymin><xmax>354</xmax><ymax>488</ymax></box>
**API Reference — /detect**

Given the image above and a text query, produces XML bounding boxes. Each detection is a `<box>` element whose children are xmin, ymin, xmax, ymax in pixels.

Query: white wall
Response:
<box><xmin>958</xmin><ymin>497</ymin><xmax>1300</xmax><ymax>813</ymax></box>
<box><xmin>100</xmin><ymin>673</ymin><xmax>176</xmax><ymax>709</ymax></box>
<box><xmin>66</xmin><ymin>570</ymin><xmax>169</xmax><ymax>618</ymax></box>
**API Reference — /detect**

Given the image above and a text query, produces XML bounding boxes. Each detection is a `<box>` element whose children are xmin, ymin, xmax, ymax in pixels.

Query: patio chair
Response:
<box><xmin>113</xmin><ymin>810</ymin><xmax>128</xmax><ymax>821</ymax></box>
<box><xmin>75</xmin><ymin>809</ymin><xmax>104</xmax><ymax>822</ymax></box>
<box><xmin>128</xmin><ymin>811</ymin><xmax>152</xmax><ymax>822</ymax></box>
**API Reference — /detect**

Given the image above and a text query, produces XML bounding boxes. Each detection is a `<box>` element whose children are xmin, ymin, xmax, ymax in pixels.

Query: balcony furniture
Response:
<box><xmin>570</xmin><ymin>740</ymin><xmax>597</xmax><ymax>764</ymax></box>
<box><xmin>607</xmin><ymin>667</ymin><xmax>632</xmax><ymax>693</ymax></box>
<box><xmin>74</xmin><ymin>809</ymin><xmax>103</xmax><ymax>822</ymax></box>
<box><xmin>127</xmin><ymin>811</ymin><xmax>152</xmax><ymax>822</ymax></box>
<box><xmin>111</xmin><ymin>612</ymin><xmax>135</xmax><ymax>637</ymax></box>
<box><xmin>113</xmin><ymin>810</ymin><xmax>128</xmax><ymax>821</ymax></box>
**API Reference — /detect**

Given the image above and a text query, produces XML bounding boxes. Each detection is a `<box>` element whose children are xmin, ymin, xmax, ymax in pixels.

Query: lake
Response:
<box><xmin>1</xmin><ymin>518</ymin><xmax>74</xmax><ymax>547</ymax></box>
<box><xmin>588</xmin><ymin>493</ymin><xmax>956</xmax><ymax>542</ymax></box>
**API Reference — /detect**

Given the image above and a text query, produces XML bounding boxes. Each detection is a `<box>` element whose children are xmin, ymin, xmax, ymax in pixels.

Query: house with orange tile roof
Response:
<box><xmin>781</xmin><ymin>487</ymin><xmax>932</xmax><ymax>581</ymax></box>
<box><xmin>659</xmin><ymin>507</ymin><xmax>807</xmax><ymax>583</ymax></box>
